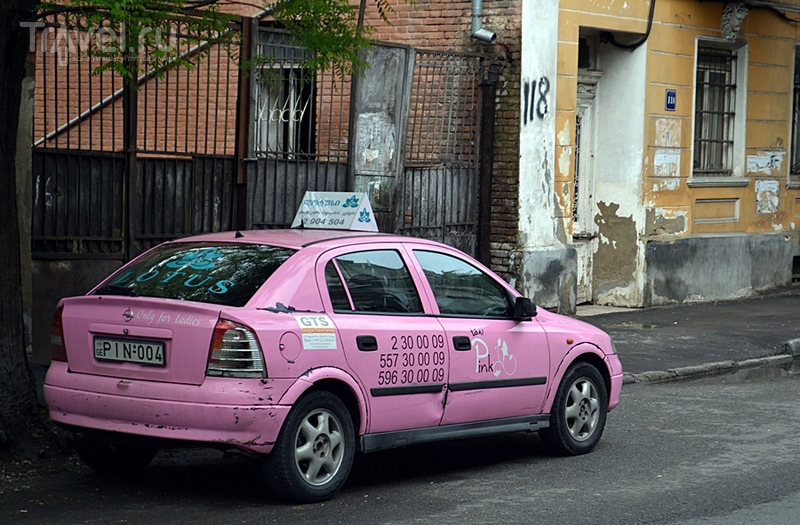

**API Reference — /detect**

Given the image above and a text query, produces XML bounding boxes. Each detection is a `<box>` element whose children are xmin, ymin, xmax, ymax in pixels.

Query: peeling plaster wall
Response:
<box><xmin>519</xmin><ymin>0</ymin><xmax>559</xmax><ymax>249</ymax></box>
<box><xmin>518</xmin><ymin>0</ymin><xmax>575</xmax><ymax>312</ymax></box>
<box><xmin>518</xmin><ymin>245</ymin><xmax>577</xmax><ymax>313</ymax></box>
<box><xmin>591</xmin><ymin>41</ymin><xmax>647</xmax><ymax>306</ymax></box>
<box><xmin>594</xmin><ymin>202</ymin><xmax>640</xmax><ymax>304</ymax></box>
<box><xmin>644</xmin><ymin>233</ymin><xmax>794</xmax><ymax>306</ymax></box>
<box><xmin>646</xmin><ymin>207</ymin><xmax>688</xmax><ymax>236</ymax></box>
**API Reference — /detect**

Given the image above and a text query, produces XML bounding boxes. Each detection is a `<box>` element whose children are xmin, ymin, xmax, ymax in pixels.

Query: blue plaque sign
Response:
<box><xmin>665</xmin><ymin>89</ymin><xmax>677</xmax><ymax>111</ymax></box>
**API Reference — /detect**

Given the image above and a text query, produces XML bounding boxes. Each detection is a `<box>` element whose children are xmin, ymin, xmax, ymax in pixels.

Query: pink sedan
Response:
<box><xmin>45</xmin><ymin>229</ymin><xmax>623</xmax><ymax>503</ymax></box>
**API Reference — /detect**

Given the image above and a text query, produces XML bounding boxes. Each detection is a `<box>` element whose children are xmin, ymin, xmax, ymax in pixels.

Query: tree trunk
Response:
<box><xmin>0</xmin><ymin>1</ymin><xmax>40</xmax><ymax>447</ymax></box>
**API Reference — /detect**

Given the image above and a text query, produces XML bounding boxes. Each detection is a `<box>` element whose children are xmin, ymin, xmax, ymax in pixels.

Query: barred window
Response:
<box><xmin>253</xmin><ymin>30</ymin><xmax>315</xmax><ymax>158</ymax></box>
<box><xmin>791</xmin><ymin>48</ymin><xmax>800</xmax><ymax>181</ymax></box>
<box><xmin>693</xmin><ymin>45</ymin><xmax>737</xmax><ymax>177</ymax></box>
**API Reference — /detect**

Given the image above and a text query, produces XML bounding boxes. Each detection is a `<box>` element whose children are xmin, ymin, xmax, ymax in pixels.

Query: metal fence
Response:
<box><xmin>398</xmin><ymin>50</ymin><xmax>483</xmax><ymax>255</ymax></box>
<box><xmin>31</xmin><ymin>17</ymin><xmax>241</xmax><ymax>259</ymax></box>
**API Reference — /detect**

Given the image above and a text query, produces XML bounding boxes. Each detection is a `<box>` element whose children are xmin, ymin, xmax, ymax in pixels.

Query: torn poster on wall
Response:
<box><xmin>755</xmin><ymin>180</ymin><xmax>779</xmax><ymax>214</ymax></box>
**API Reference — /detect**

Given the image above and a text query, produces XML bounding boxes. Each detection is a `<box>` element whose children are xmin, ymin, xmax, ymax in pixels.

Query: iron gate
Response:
<box><xmin>398</xmin><ymin>50</ymin><xmax>483</xmax><ymax>257</ymax></box>
<box><xmin>31</xmin><ymin>17</ymin><xmax>241</xmax><ymax>260</ymax></box>
<box><xmin>245</xmin><ymin>32</ymin><xmax>486</xmax><ymax>258</ymax></box>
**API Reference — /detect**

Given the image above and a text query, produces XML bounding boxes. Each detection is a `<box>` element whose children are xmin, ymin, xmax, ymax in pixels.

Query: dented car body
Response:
<box><xmin>45</xmin><ymin>229</ymin><xmax>622</xmax><ymax>502</ymax></box>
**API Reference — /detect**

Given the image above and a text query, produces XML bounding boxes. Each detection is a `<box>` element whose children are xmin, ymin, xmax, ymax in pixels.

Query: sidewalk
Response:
<box><xmin>576</xmin><ymin>286</ymin><xmax>800</xmax><ymax>383</ymax></box>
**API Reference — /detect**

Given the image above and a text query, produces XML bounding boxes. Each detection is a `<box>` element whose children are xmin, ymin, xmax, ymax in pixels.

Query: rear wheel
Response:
<box><xmin>539</xmin><ymin>362</ymin><xmax>608</xmax><ymax>456</ymax></box>
<box><xmin>264</xmin><ymin>391</ymin><xmax>355</xmax><ymax>503</ymax></box>
<box><xmin>74</xmin><ymin>434</ymin><xmax>157</xmax><ymax>474</ymax></box>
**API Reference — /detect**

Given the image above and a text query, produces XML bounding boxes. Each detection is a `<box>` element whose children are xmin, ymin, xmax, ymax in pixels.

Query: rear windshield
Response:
<box><xmin>94</xmin><ymin>243</ymin><xmax>297</xmax><ymax>307</ymax></box>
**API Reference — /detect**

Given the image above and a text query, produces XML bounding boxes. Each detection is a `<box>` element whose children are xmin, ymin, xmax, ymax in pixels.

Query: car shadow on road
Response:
<box><xmin>346</xmin><ymin>432</ymin><xmax>553</xmax><ymax>489</ymax></box>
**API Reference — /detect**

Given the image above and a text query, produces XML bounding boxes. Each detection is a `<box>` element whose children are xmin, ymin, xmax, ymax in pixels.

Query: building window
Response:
<box><xmin>693</xmin><ymin>45</ymin><xmax>738</xmax><ymax>178</ymax></box>
<box><xmin>252</xmin><ymin>30</ymin><xmax>315</xmax><ymax>158</ymax></box>
<box><xmin>791</xmin><ymin>48</ymin><xmax>800</xmax><ymax>183</ymax></box>
<box><xmin>254</xmin><ymin>67</ymin><xmax>314</xmax><ymax>156</ymax></box>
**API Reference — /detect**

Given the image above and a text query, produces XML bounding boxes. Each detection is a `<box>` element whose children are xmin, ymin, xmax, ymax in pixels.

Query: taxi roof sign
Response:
<box><xmin>291</xmin><ymin>191</ymin><xmax>378</xmax><ymax>232</ymax></box>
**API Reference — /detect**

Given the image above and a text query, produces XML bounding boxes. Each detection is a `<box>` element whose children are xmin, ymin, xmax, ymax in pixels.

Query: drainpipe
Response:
<box><xmin>471</xmin><ymin>0</ymin><xmax>497</xmax><ymax>43</ymax></box>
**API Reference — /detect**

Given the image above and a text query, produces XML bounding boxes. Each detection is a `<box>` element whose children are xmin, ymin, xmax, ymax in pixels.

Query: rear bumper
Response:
<box><xmin>44</xmin><ymin>362</ymin><xmax>293</xmax><ymax>454</ymax></box>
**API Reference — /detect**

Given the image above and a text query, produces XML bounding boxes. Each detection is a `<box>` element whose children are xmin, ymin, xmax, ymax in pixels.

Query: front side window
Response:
<box><xmin>413</xmin><ymin>250</ymin><xmax>512</xmax><ymax>318</ymax></box>
<box><xmin>693</xmin><ymin>44</ymin><xmax>738</xmax><ymax>178</ymax></box>
<box><xmin>327</xmin><ymin>250</ymin><xmax>423</xmax><ymax>314</ymax></box>
<box><xmin>97</xmin><ymin>243</ymin><xmax>296</xmax><ymax>307</ymax></box>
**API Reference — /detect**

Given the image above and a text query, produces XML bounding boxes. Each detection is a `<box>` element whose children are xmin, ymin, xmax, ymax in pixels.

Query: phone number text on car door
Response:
<box><xmin>377</xmin><ymin>334</ymin><xmax>447</xmax><ymax>385</ymax></box>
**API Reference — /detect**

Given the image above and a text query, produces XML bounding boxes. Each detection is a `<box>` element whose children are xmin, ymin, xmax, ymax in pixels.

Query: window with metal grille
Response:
<box><xmin>693</xmin><ymin>45</ymin><xmax>737</xmax><ymax>177</ymax></box>
<box><xmin>253</xmin><ymin>30</ymin><xmax>315</xmax><ymax>158</ymax></box>
<box><xmin>790</xmin><ymin>48</ymin><xmax>800</xmax><ymax>182</ymax></box>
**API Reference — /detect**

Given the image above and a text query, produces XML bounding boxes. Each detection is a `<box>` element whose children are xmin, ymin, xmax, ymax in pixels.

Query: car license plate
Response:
<box><xmin>93</xmin><ymin>337</ymin><xmax>166</xmax><ymax>366</ymax></box>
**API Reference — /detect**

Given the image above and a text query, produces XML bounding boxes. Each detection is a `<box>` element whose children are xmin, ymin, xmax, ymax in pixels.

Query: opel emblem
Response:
<box><xmin>122</xmin><ymin>308</ymin><xmax>134</xmax><ymax>322</ymax></box>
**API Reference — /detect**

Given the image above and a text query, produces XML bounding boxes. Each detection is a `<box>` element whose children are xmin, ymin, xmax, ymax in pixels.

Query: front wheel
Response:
<box><xmin>539</xmin><ymin>362</ymin><xmax>608</xmax><ymax>456</ymax></box>
<box><xmin>263</xmin><ymin>391</ymin><xmax>355</xmax><ymax>503</ymax></box>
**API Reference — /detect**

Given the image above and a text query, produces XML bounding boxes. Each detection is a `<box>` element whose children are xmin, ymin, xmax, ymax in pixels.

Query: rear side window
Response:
<box><xmin>327</xmin><ymin>250</ymin><xmax>423</xmax><ymax>314</ymax></box>
<box><xmin>96</xmin><ymin>243</ymin><xmax>296</xmax><ymax>307</ymax></box>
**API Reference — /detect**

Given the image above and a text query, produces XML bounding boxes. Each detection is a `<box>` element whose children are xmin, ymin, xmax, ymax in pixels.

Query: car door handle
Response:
<box><xmin>356</xmin><ymin>335</ymin><xmax>378</xmax><ymax>352</ymax></box>
<box><xmin>452</xmin><ymin>336</ymin><xmax>471</xmax><ymax>351</ymax></box>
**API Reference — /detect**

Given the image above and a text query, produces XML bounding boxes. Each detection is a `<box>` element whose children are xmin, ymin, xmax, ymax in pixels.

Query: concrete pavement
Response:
<box><xmin>576</xmin><ymin>285</ymin><xmax>800</xmax><ymax>384</ymax></box>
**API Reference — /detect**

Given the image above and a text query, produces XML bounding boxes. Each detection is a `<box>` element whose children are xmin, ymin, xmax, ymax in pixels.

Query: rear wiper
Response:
<box><xmin>95</xmin><ymin>285</ymin><xmax>138</xmax><ymax>297</ymax></box>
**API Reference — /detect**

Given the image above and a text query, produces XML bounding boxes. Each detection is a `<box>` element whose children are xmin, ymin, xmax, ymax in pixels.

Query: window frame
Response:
<box><xmin>253</xmin><ymin>65</ymin><xmax>314</xmax><ymax>158</ymax></box>
<box><xmin>790</xmin><ymin>45</ymin><xmax>800</xmax><ymax>187</ymax></box>
<box><xmin>250</xmin><ymin>28</ymin><xmax>316</xmax><ymax>159</ymax></box>
<box><xmin>689</xmin><ymin>38</ymin><xmax>748</xmax><ymax>187</ymax></box>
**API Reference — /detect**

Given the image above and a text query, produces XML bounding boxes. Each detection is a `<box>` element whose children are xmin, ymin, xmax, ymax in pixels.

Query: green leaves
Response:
<box><xmin>34</xmin><ymin>0</ymin><xmax>408</xmax><ymax>85</ymax></box>
<box><xmin>267</xmin><ymin>0</ymin><xmax>374</xmax><ymax>81</ymax></box>
<box><xmin>35</xmin><ymin>0</ymin><xmax>238</xmax><ymax>84</ymax></box>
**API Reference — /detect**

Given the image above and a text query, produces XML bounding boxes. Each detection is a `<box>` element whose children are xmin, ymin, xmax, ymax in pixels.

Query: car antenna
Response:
<box><xmin>235</xmin><ymin>231</ymin><xmax>244</xmax><ymax>238</ymax></box>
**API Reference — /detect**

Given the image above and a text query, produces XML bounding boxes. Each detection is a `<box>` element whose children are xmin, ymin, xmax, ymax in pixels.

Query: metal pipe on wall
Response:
<box><xmin>471</xmin><ymin>0</ymin><xmax>497</xmax><ymax>43</ymax></box>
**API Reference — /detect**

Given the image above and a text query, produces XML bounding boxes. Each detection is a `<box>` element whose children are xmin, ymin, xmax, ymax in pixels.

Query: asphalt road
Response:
<box><xmin>4</xmin><ymin>374</ymin><xmax>800</xmax><ymax>524</ymax></box>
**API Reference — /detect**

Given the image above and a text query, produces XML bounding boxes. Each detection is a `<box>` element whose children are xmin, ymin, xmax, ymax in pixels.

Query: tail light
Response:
<box><xmin>51</xmin><ymin>305</ymin><xmax>67</xmax><ymax>362</ymax></box>
<box><xmin>206</xmin><ymin>319</ymin><xmax>266</xmax><ymax>378</ymax></box>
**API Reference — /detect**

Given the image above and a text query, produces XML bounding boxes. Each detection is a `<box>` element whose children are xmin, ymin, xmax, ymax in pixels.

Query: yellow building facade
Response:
<box><xmin>517</xmin><ymin>0</ymin><xmax>800</xmax><ymax>310</ymax></box>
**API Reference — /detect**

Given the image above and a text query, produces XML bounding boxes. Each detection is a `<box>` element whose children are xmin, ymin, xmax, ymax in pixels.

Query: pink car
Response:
<box><xmin>45</xmin><ymin>229</ymin><xmax>623</xmax><ymax>503</ymax></box>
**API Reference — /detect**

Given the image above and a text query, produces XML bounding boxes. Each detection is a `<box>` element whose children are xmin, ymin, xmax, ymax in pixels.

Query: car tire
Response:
<box><xmin>74</xmin><ymin>434</ymin><xmax>158</xmax><ymax>474</ymax></box>
<box><xmin>263</xmin><ymin>391</ymin><xmax>355</xmax><ymax>503</ymax></box>
<box><xmin>539</xmin><ymin>361</ymin><xmax>608</xmax><ymax>456</ymax></box>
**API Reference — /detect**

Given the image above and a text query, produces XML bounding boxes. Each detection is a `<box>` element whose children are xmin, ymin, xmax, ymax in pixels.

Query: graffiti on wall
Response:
<box><xmin>523</xmin><ymin>76</ymin><xmax>550</xmax><ymax>125</ymax></box>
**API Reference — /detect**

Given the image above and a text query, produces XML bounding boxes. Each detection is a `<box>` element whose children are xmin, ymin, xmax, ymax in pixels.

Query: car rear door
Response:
<box><xmin>317</xmin><ymin>245</ymin><xmax>448</xmax><ymax>434</ymax></box>
<box><xmin>408</xmin><ymin>248</ymin><xmax>551</xmax><ymax>426</ymax></box>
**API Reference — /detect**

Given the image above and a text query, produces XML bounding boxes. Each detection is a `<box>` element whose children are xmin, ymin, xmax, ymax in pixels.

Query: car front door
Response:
<box><xmin>409</xmin><ymin>249</ymin><xmax>551</xmax><ymax>426</ymax></box>
<box><xmin>319</xmin><ymin>246</ymin><xmax>449</xmax><ymax>434</ymax></box>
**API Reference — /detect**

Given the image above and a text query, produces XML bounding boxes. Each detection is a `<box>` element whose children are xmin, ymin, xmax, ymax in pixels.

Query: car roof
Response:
<box><xmin>167</xmin><ymin>229</ymin><xmax>414</xmax><ymax>250</ymax></box>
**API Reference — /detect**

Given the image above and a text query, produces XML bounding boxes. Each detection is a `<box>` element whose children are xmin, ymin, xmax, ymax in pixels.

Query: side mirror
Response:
<box><xmin>514</xmin><ymin>296</ymin><xmax>536</xmax><ymax>320</ymax></box>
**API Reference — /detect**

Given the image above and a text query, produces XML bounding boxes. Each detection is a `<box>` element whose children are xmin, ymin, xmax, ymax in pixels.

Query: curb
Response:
<box><xmin>623</xmin><ymin>344</ymin><xmax>800</xmax><ymax>385</ymax></box>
